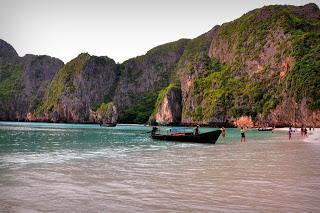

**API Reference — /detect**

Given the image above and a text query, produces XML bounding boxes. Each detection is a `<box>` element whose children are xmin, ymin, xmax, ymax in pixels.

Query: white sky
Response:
<box><xmin>0</xmin><ymin>0</ymin><xmax>318</xmax><ymax>63</ymax></box>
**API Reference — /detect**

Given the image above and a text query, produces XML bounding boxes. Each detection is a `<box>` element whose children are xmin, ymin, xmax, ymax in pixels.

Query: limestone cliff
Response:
<box><xmin>149</xmin><ymin>84</ymin><xmax>182</xmax><ymax>125</ymax></box>
<box><xmin>171</xmin><ymin>3</ymin><xmax>320</xmax><ymax>127</ymax></box>
<box><xmin>0</xmin><ymin>39</ymin><xmax>19</xmax><ymax>64</ymax></box>
<box><xmin>94</xmin><ymin>102</ymin><xmax>118</xmax><ymax>124</ymax></box>
<box><xmin>37</xmin><ymin>53</ymin><xmax>119</xmax><ymax>123</ymax></box>
<box><xmin>114</xmin><ymin>39</ymin><xmax>189</xmax><ymax>123</ymax></box>
<box><xmin>0</xmin><ymin>3</ymin><xmax>319</xmax><ymax>127</ymax></box>
<box><xmin>0</xmin><ymin>40</ymin><xmax>64</xmax><ymax>120</ymax></box>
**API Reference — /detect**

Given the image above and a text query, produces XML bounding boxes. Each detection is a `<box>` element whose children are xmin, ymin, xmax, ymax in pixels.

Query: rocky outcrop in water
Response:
<box><xmin>149</xmin><ymin>84</ymin><xmax>182</xmax><ymax>125</ymax></box>
<box><xmin>94</xmin><ymin>102</ymin><xmax>118</xmax><ymax>124</ymax></box>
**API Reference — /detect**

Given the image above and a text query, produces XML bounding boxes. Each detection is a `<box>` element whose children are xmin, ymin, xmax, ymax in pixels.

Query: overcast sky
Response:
<box><xmin>0</xmin><ymin>0</ymin><xmax>318</xmax><ymax>63</ymax></box>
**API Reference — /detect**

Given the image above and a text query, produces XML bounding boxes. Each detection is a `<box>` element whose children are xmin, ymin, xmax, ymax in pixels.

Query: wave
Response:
<box><xmin>303</xmin><ymin>129</ymin><xmax>320</xmax><ymax>143</ymax></box>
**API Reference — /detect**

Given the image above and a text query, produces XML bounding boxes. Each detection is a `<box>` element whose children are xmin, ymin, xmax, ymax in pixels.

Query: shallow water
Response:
<box><xmin>0</xmin><ymin>122</ymin><xmax>320</xmax><ymax>212</ymax></box>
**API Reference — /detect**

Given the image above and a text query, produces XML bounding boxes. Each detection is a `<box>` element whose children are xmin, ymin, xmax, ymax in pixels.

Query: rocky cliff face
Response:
<box><xmin>0</xmin><ymin>40</ymin><xmax>64</xmax><ymax>120</ymax></box>
<box><xmin>206</xmin><ymin>3</ymin><xmax>320</xmax><ymax>127</ymax></box>
<box><xmin>176</xmin><ymin>26</ymin><xmax>221</xmax><ymax>125</ymax></box>
<box><xmin>169</xmin><ymin>3</ymin><xmax>320</xmax><ymax>127</ymax></box>
<box><xmin>114</xmin><ymin>39</ymin><xmax>189</xmax><ymax>123</ymax></box>
<box><xmin>37</xmin><ymin>53</ymin><xmax>119</xmax><ymax>123</ymax></box>
<box><xmin>0</xmin><ymin>39</ymin><xmax>19</xmax><ymax>64</ymax></box>
<box><xmin>0</xmin><ymin>3</ymin><xmax>319</xmax><ymax>127</ymax></box>
<box><xmin>94</xmin><ymin>102</ymin><xmax>118</xmax><ymax>124</ymax></box>
<box><xmin>149</xmin><ymin>84</ymin><xmax>182</xmax><ymax>125</ymax></box>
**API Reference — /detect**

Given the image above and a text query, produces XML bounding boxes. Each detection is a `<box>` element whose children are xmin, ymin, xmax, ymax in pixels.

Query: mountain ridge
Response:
<box><xmin>0</xmin><ymin>3</ymin><xmax>319</xmax><ymax>127</ymax></box>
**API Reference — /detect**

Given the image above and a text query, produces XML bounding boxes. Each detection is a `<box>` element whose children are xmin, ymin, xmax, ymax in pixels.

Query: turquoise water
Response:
<box><xmin>1</xmin><ymin>122</ymin><xmax>320</xmax><ymax>212</ymax></box>
<box><xmin>0</xmin><ymin>122</ymin><xmax>284</xmax><ymax>155</ymax></box>
<box><xmin>0</xmin><ymin>122</ymin><xmax>284</xmax><ymax>168</ymax></box>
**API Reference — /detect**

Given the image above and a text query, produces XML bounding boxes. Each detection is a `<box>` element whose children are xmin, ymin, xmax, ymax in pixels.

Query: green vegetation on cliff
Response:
<box><xmin>191</xmin><ymin>58</ymin><xmax>282</xmax><ymax>121</ymax></box>
<box><xmin>146</xmin><ymin>39</ymin><xmax>189</xmax><ymax>56</ymax></box>
<box><xmin>219</xmin><ymin>5</ymin><xmax>290</xmax><ymax>58</ymax></box>
<box><xmin>0</xmin><ymin>64</ymin><xmax>23</xmax><ymax>100</ymax></box>
<box><xmin>217</xmin><ymin>4</ymin><xmax>320</xmax><ymax>111</ymax></box>
<box><xmin>177</xmin><ymin>30</ymin><xmax>221</xmax><ymax>122</ymax></box>
<box><xmin>97</xmin><ymin>102</ymin><xmax>112</xmax><ymax>114</ymax></box>
<box><xmin>177</xmin><ymin>32</ymin><xmax>213</xmax><ymax>74</ymax></box>
<box><xmin>119</xmin><ymin>92</ymin><xmax>157</xmax><ymax>124</ymax></box>
<box><xmin>38</xmin><ymin>53</ymin><xmax>90</xmax><ymax>112</ymax></box>
<box><xmin>193</xmin><ymin>59</ymin><xmax>232</xmax><ymax>120</ymax></box>
<box><xmin>117</xmin><ymin>39</ymin><xmax>189</xmax><ymax>124</ymax></box>
<box><xmin>287</xmin><ymin>17</ymin><xmax>320</xmax><ymax>109</ymax></box>
<box><xmin>289</xmin><ymin>33</ymin><xmax>320</xmax><ymax>109</ymax></box>
<box><xmin>182</xmin><ymin>4</ymin><xmax>319</xmax><ymax>124</ymax></box>
<box><xmin>152</xmin><ymin>83</ymin><xmax>175</xmax><ymax>115</ymax></box>
<box><xmin>1</xmin><ymin>4</ymin><xmax>318</xmax><ymax>126</ymax></box>
<box><xmin>96</xmin><ymin>102</ymin><xmax>117</xmax><ymax>122</ymax></box>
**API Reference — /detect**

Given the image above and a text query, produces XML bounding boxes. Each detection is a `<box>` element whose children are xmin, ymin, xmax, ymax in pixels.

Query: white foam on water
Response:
<box><xmin>304</xmin><ymin>128</ymin><xmax>320</xmax><ymax>143</ymax></box>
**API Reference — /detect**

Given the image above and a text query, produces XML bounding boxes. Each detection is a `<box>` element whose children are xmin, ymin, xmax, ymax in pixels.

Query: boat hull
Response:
<box><xmin>258</xmin><ymin>128</ymin><xmax>273</xmax><ymax>131</ymax></box>
<box><xmin>151</xmin><ymin>130</ymin><xmax>221</xmax><ymax>144</ymax></box>
<box><xmin>101</xmin><ymin>123</ymin><xmax>117</xmax><ymax>127</ymax></box>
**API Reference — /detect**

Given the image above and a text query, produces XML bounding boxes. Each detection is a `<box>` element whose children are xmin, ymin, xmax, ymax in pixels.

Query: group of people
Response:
<box><xmin>288</xmin><ymin>126</ymin><xmax>314</xmax><ymax>140</ymax></box>
<box><xmin>198</xmin><ymin>125</ymin><xmax>315</xmax><ymax>142</ymax></box>
<box><xmin>222</xmin><ymin>126</ymin><xmax>245</xmax><ymax>142</ymax></box>
<box><xmin>221</xmin><ymin>126</ymin><xmax>245</xmax><ymax>142</ymax></box>
<box><xmin>222</xmin><ymin>126</ymin><xmax>246</xmax><ymax>142</ymax></box>
<box><xmin>154</xmin><ymin>124</ymin><xmax>315</xmax><ymax>142</ymax></box>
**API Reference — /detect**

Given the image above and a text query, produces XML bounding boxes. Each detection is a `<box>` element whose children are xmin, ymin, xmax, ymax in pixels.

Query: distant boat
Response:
<box><xmin>151</xmin><ymin>129</ymin><xmax>221</xmax><ymax>144</ymax></box>
<box><xmin>100</xmin><ymin>123</ymin><xmax>117</xmax><ymax>127</ymax></box>
<box><xmin>257</xmin><ymin>127</ymin><xmax>274</xmax><ymax>131</ymax></box>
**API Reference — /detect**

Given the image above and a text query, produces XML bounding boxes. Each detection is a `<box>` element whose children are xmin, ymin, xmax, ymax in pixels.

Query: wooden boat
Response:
<box><xmin>151</xmin><ymin>130</ymin><xmax>222</xmax><ymax>144</ymax></box>
<box><xmin>257</xmin><ymin>127</ymin><xmax>274</xmax><ymax>131</ymax></box>
<box><xmin>100</xmin><ymin>123</ymin><xmax>117</xmax><ymax>127</ymax></box>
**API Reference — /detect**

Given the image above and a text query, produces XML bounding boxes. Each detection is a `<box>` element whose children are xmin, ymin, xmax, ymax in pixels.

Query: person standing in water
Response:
<box><xmin>301</xmin><ymin>127</ymin><xmax>304</xmax><ymax>136</ymax></box>
<box><xmin>194</xmin><ymin>125</ymin><xmax>200</xmax><ymax>135</ymax></box>
<box><xmin>288</xmin><ymin>127</ymin><xmax>293</xmax><ymax>140</ymax></box>
<box><xmin>221</xmin><ymin>127</ymin><xmax>226</xmax><ymax>138</ymax></box>
<box><xmin>240</xmin><ymin>127</ymin><xmax>246</xmax><ymax>142</ymax></box>
<box><xmin>151</xmin><ymin>126</ymin><xmax>158</xmax><ymax>135</ymax></box>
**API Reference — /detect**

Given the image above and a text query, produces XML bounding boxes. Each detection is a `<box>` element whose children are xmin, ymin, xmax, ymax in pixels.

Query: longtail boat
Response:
<box><xmin>151</xmin><ymin>129</ymin><xmax>221</xmax><ymax>144</ymax></box>
<box><xmin>257</xmin><ymin>127</ymin><xmax>274</xmax><ymax>131</ymax></box>
<box><xmin>100</xmin><ymin>123</ymin><xmax>117</xmax><ymax>127</ymax></box>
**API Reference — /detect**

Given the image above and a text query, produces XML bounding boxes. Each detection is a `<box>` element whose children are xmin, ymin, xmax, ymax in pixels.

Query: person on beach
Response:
<box><xmin>221</xmin><ymin>127</ymin><xmax>226</xmax><ymax>138</ymax></box>
<box><xmin>288</xmin><ymin>127</ymin><xmax>293</xmax><ymax>140</ymax></box>
<box><xmin>240</xmin><ymin>127</ymin><xmax>246</xmax><ymax>142</ymax></box>
<box><xmin>151</xmin><ymin>127</ymin><xmax>158</xmax><ymax>135</ymax></box>
<box><xmin>194</xmin><ymin>125</ymin><xmax>200</xmax><ymax>135</ymax></box>
<box><xmin>304</xmin><ymin>128</ymin><xmax>308</xmax><ymax>137</ymax></box>
<box><xmin>301</xmin><ymin>127</ymin><xmax>304</xmax><ymax>136</ymax></box>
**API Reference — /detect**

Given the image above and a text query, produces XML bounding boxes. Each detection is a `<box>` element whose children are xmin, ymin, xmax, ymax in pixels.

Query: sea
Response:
<box><xmin>0</xmin><ymin>122</ymin><xmax>320</xmax><ymax>212</ymax></box>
